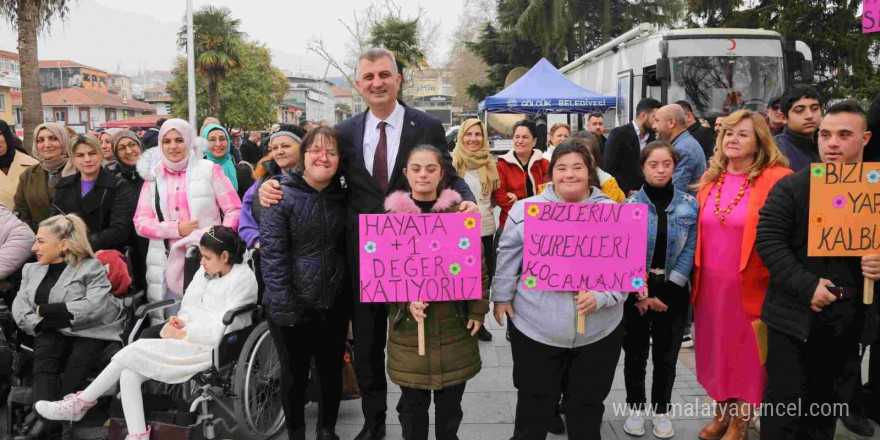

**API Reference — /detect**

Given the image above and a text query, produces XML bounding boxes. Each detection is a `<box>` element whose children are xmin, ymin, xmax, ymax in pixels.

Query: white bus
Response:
<box><xmin>553</xmin><ymin>24</ymin><xmax>813</xmax><ymax>128</ymax></box>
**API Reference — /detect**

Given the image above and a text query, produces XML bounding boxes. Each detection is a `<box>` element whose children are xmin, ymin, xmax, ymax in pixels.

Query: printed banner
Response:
<box><xmin>522</xmin><ymin>202</ymin><xmax>648</xmax><ymax>292</ymax></box>
<box><xmin>359</xmin><ymin>213</ymin><xmax>483</xmax><ymax>303</ymax></box>
<box><xmin>808</xmin><ymin>162</ymin><xmax>880</xmax><ymax>256</ymax></box>
<box><xmin>865</xmin><ymin>0</ymin><xmax>880</xmax><ymax>33</ymax></box>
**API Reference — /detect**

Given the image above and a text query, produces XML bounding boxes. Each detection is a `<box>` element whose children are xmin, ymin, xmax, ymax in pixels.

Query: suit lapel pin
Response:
<box><xmin>410</xmin><ymin>121</ymin><xmax>415</xmax><ymax>127</ymax></box>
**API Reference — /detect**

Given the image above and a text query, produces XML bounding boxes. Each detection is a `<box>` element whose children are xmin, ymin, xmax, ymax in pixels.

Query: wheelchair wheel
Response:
<box><xmin>232</xmin><ymin>321</ymin><xmax>284</xmax><ymax>439</ymax></box>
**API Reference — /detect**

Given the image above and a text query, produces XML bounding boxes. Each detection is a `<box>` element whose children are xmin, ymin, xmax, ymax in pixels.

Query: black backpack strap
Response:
<box><xmin>154</xmin><ymin>184</ymin><xmax>170</xmax><ymax>255</ymax></box>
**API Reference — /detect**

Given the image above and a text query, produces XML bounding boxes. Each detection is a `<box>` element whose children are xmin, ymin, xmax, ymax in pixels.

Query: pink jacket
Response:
<box><xmin>134</xmin><ymin>151</ymin><xmax>241</xmax><ymax>301</ymax></box>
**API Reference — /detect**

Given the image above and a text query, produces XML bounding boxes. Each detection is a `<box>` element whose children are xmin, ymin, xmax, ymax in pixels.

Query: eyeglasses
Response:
<box><xmin>207</xmin><ymin>226</ymin><xmax>224</xmax><ymax>243</ymax></box>
<box><xmin>116</xmin><ymin>142</ymin><xmax>140</xmax><ymax>153</ymax></box>
<box><xmin>307</xmin><ymin>147</ymin><xmax>339</xmax><ymax>159</ymax></box>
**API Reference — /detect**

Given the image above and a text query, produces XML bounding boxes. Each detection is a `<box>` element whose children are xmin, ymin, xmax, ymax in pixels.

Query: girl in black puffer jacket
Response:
<box><xmin>258</xmin><ymin>126</ymin><xmax>350</xmax><ymax>440</ymax></box>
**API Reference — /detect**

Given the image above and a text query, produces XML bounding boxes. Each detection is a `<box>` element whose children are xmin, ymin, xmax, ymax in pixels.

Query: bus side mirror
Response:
<box><xmin>656</xmin><ymin>58</ymin><xmax>670</xmax><ymax>81</ymax></box>
<box><xmin>801</xmin><ymin>60</ymin><xmax>814</xmax><ymax>83</ymax></box>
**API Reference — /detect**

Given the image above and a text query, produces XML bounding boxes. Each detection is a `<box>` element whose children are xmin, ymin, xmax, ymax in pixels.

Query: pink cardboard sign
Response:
<box><xmin>865</xmin><ymin>0</ymin><xmax>880</xmax><ymax>33</ymax></box>
<box><xmin>359</xmin><ymin>213</ymin><xmax>483</xmax><ymax>303</ymax></box>
<box><xmin>522</xmin><ymin>202</ymin><xmax>648</xmax><ymax>292</ymax></box>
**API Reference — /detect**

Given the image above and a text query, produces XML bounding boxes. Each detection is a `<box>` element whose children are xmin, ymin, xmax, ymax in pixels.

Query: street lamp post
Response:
<box><xmin>186</xmin><ymin>0</ymin><xmax>197</xmax><ymax>128</ymax></box>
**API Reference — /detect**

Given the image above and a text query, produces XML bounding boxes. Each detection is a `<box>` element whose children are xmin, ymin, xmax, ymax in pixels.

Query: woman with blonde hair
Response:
<box><xmin>52</xmin><ymin>134</ymin><xmax>134</xmax><ymax>252</ymax></box>
<box><xmin>692</xmin><ymin>109</ymin><xmax>791</xmax><ymax>440</ymax></box>
<box><xmin>543</xmin><ymin>122</ymin><xmax>571</xmax><ymax>160</ymax></box>
<box><xmin>12</xmin><ymin>214</ymin><xmax>124</xmax><ymax>438</ymax></box>
<box><xmin>451</xmin><ymin>118</ymin><xmax>498</xmax><ymax>341</ymax></box>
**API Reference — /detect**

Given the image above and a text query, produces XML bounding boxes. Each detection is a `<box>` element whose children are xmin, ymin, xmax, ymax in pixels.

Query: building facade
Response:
<box><xmin>108</xmin><ymin>74</ymin><xmax>133</xmax><ymax>99</ymax></box>
<box><xmin>0</xmin><ymin>50</ymin><xmax>20</xmax><ymax>125</ymax></box>
<box><xmin>38</xmin><ymin>60</ymin><xmax>109</xmax><ymax>92</ymax></box>
<box><xmin>406</xmin><ymin>68</ymin><xmax>457</xmax><ymax>128</ymax></box>
<box><xmin>285</xmin><ymin>76</ymin><xmax>335</xmax><ymax>123</ymax></box>
<box><xmin>13</xmin><ymin>87</ymin><xmax>154</xmax><ymax>131</ymax></box>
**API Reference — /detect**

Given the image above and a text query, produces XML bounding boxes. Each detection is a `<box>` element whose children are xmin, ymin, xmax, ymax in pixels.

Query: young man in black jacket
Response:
<box><xmin>756</xmin><ymin>101</ymin><xmax>880</xmax><ymax>439</ymax></box>
<box><xmin>603</xmin><ymin>98</ymin><xmax>661</xmax><ymax>194</ymax></box>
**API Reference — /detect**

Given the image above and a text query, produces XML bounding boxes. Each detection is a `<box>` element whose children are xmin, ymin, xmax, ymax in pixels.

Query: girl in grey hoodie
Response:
<box><xmin>491</xmin><ymin>142</ymin><xmax>627</xmax><ymax>440</ymax></box>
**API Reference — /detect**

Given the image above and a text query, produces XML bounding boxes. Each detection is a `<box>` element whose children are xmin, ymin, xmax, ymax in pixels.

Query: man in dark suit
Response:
<box><xmin>259</xmin><ymin>48</ymin><xmax>477</xmax><ymax>440</ymax></box>
<box><xmin>603</xmin><ymin>98</ymin><xmax>661</xmax><ymax>195</ymax></box>
<box><xmin>586</xmin><ymin>112</ymin><xmax>607</xmax><ymax>160</ymax></box>
<box><xmin>675</xmin><ymin>100</ymin><xmax>717</xmax><ymax>162</ymax></box>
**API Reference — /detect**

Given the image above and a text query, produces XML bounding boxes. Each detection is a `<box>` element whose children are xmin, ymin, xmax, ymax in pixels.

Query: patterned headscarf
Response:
<box><xmin>157</xmin><ymin>118</ymin><xmax>194</xmax><ymax>172</ymax></box>
<box><xmin>32</xmin><ymin>122</ymin><xmax>76</xmax><ymax>177</ymax></box>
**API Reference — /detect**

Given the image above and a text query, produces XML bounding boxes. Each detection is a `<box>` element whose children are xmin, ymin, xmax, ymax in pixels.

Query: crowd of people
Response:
<box><xmin>0</xmin><ymin>45</ymin><xmax>875</xmax><ymax>440</ymax></box>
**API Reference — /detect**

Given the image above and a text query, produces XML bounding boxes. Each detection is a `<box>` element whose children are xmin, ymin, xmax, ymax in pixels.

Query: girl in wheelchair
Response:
<box><xmin>11</xmin><ymin>214</ymin><xmax>125</xmax><ymax>438</ymax></box>
<box><xmin>34</xmin><ymin>226</ymin><xmax>258</xmax><ymax>440</ymax></box>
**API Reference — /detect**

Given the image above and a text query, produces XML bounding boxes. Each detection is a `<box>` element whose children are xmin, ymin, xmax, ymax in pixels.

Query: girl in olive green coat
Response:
<box><xmin>383</xmin><ymin>145</ymin><xmax>489</xmax><ymax>440</ymax></box>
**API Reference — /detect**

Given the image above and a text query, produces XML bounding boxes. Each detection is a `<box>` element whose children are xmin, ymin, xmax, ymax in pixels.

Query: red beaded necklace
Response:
<box><xmin>713</xmin><ymin>170</ymin><xmax>749</xmax><ymax>226</ymax></box>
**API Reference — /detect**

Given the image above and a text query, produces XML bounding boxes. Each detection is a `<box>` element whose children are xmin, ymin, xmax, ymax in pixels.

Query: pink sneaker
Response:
<box><xmin>34</xmin><ymin>392</ymin><xmax>96</xmax><ymax>422</ymax></box>
<box><xmin>125</xmin><ymin>426</ymin><xmax>151</xmax><ymax>439</ymax></box>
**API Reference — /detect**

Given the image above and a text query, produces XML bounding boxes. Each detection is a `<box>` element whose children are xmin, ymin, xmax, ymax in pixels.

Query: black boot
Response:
<box><xmin>476</xmin><ymin>326</ymin><xmax>493</xmax><ymax>342</ymax></box>
<box><xmin>316</xmin><ymin>427</ymin><xmax>341</xmax><ymax>440</ymax></box>
<box><xmin>840</xmin><ymin>410</ymin><xmax>875</xmax><ymax>437</ymax></box>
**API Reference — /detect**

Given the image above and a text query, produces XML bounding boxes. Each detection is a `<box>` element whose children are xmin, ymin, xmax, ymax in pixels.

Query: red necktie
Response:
<box><xmin>373</xmin><ymin>121</ymin><xmax>388</xmax><ymax>193</ymax></box>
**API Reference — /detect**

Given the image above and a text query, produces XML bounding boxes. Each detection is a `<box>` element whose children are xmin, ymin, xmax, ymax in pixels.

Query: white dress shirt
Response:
<box><xmin>632</xmin><ymin>120</ymin><xmax>650</xmax><ymax>150</ymax></box>
<box><xmin>363</xmin><ymin>102</ymin><xmax>406</xmax><ymax>181</ymax></box>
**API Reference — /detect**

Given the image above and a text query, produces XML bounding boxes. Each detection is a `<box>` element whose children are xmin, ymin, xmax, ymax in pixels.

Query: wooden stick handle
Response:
<box><xmin>418</xmin><ymin>321</ymin><xmax>426</xmax><ymax>356</ymax></box>
<box><xmin>577</xmin><ymin>291</ymin><xmax>587</xmax><ymax>334</ymax></box>
<box><xmin>865</xmin><ymin>277</ymin><xmax>875</xmax><ymax>305</ymax></box>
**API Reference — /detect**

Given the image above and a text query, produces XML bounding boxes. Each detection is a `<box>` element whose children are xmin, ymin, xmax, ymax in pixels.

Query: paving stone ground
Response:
<box><xmin>295</xmin><ymin>322</ymin><xmax>879</xmax><ymax>440</ymax></box>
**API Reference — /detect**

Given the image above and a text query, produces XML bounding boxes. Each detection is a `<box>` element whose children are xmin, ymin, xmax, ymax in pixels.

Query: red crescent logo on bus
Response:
<box><xmin>727</xmin><ymin>39</ymin><xmax>737</xmax><ymax>50</ymax></box>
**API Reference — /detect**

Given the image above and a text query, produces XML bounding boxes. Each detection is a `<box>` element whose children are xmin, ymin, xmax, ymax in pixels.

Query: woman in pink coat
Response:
<box><xmin>133</xmin><ymin>118</ymin><xmax>241</xmax><ymax>312</ymax></box>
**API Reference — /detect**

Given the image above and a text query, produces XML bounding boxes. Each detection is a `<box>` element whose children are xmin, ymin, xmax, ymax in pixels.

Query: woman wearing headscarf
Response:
<box><xmin>13</xmin><ymin>122</ymin><xmax>77</xmax><ymax>230</ymax></box>
<box><xmin>134</xmin><ymin>119</ymin><xmax>242</xmax><ymax>309</ymax></box>
<box><xmin>0</xmin><ymin>119</ymin><xmax>38</xmax><ymax>210</ymax></box>
<box><xmin>201</xmin><ymin>124</ymin><xmax>254</xmax><ymax>200</ymax></box>
<box><xmin>100</xmin><ymin>129</ymin><xmax>122</xmax><ymax>172</ymax></box>
<box><xmin>451</xmin><ymin>118</ymin><xmax>498</xmax><ymax>342</ymax></box>
<box><xmin>111</xmin><ymin>130</ymin><xmax>149</xmax><ymax>290</ymax></box>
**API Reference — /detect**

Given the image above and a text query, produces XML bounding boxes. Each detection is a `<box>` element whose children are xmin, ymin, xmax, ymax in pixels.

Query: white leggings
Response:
<box><xmin>79</xmin><ymin>360</ymin><xmax>148</xmax><ymax>434</ymax></box>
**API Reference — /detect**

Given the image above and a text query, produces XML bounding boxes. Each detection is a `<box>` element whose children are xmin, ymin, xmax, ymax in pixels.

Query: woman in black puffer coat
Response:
<box><xmin>258</xmin><ymin>126</ymin><xmax>350</xmax><ymax>440</ymax></box>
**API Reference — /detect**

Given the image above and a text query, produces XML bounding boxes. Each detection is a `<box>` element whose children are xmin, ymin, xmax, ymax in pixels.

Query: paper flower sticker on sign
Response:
<box><xmin>631</xmin><ymin>207</ymin><xmax>643</xmax><ymax>221</ymax></box>
<box><xmin>867</xmin><ymin>169</ymin><xmax>880</xmax><ymax>184</ymax></box>
<box><xmin>527</xmin><ymin>205</ymin><xmax>541</xmax><ymax>217</ymax></box>
<box><xmin>811</xmin><ymin>164</ymin><xmax>826</xmax><ymax>179</ymax></box>
<box><xmin>458</xmin><ymin>237</ymin><xmax>471</xmax><ymax>250</ymax></box>
<box><xmin>524</xmin><ymin>275</ymin><xmax>537</xmax><ymax>288</ymax></box>
<box><xmin>464</xmin><ymin>217</ymin><xmax>477</xmax><ymax>229</ymax></box>
<box><xmin>449</xmin><ymin>263</ymin><xmax>462</xmax><ymax>275</ymax></box>
<box><xmin>832</xmin><ymin>196</ymin><xmax>847</xmax><ymax>209</ymax></box>
<box><xmin>364</xmin><ymin>241</ymin><xmax>377</xmax><ymax>254</ymax></box>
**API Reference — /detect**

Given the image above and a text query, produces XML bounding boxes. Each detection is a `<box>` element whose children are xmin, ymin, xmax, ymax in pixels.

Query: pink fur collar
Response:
<box><xmin>384</xmin><ymin>189</ymin><xmax>462</xmax><ymax>214</ymax></box>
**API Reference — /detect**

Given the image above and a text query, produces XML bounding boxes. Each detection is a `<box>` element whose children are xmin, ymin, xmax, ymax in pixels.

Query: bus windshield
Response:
<box><xmin>667</xmin><ymin>56</ymin><xmax>785</xmax><ymax>119</ymax></box>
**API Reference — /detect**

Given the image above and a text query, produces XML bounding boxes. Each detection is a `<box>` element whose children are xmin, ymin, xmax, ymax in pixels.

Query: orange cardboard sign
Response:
<box><xmin>808</xmin><ymin>162</ymin><xmax>880</xmax><ymax>257</ymax></box>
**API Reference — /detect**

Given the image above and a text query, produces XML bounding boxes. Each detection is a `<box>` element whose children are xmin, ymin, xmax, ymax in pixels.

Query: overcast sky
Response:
<box><xmin>0</xmin><ymin>0</ymin><xmax>464</xmax><ymax>78</ymax></box>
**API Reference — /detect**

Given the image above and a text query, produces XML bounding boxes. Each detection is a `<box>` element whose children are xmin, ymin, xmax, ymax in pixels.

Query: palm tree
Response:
<box><xmin>0</xmin><ymin>0</ymin><xmax>70</xmax><ymax>152</ymax></box>
<box><xmin>177</xmin><ymin>6</ymin><xmax>245</xmax><ymax>118</ymax></box>
<box><xmin>369</xmin><ymin>16</ymin><xmax>428</xmax><ymax>75</ymax></box>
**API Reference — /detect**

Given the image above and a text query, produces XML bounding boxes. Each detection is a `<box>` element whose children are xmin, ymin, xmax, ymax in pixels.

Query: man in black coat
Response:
<box><xmin>259</xmin><ymin>48</ymin><xmax>476</xmax><ymax>440</ymax></box>
<box><xmin>239</xmin><ymin>131</ymin><xmax>263</xmax><ymax>166</ymax></box>
<box><xmin>603</xmin><ymin>98</ymin><xmax>661</xmax><ymax>194</ymax></box>
<box><xmin>141</xmin><ymin>118</ymin><xmax>164</xmax><ymax>150</ymax></box>
<box><xmin>756</xmin><ymin>101</ymin><xmax>880</xmax><ymax>440</ymax></box>
<box><xmin>586</xmin><ymin>112</ymin><xmax>607</xmax><ymax>160</ymax></box>
<box><xmin>675</xmin><ymin>100</ymin><xmax>717</xmax><ymax>162</ymax></box>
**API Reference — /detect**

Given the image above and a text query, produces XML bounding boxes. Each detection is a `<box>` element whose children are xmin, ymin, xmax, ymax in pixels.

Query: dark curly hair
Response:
<box><xmin>199</xmin><ymin>226</ymin><xmax>246</xmax><ymax>264</ymax></box>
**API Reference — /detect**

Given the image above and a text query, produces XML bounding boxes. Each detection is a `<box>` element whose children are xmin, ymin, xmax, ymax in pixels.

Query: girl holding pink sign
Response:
<box><xmin>491</xmin><ymin>142</ymin><xmax>627</xmax><ymax>440</ymax></box>
<box><xmin>385</xmin><ymin>145</ymin><xmax>489</xmax><ymax>440</ymax></box>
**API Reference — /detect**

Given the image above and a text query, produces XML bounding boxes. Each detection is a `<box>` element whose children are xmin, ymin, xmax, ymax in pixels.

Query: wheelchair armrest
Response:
<box><xmin>222</xmin><ymin>303</ymin><xmax>258</xmax><ymax>326</ymax></box>
<box><xmin>134</xmin><ymin>299</ymin><xmax>177</xmax><ymax>320</ymax></box>
<box><xmin>123</xmin><ymin>291</ymin><xmax>145</xmax><ymax>309</ymax></box>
